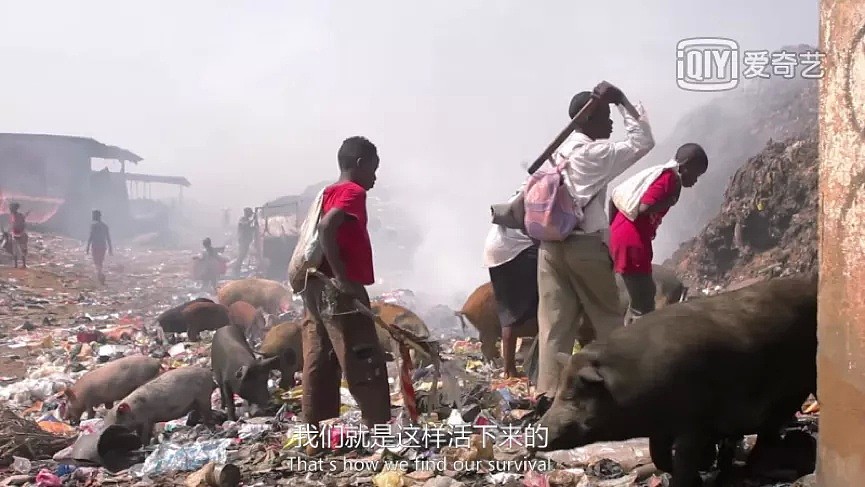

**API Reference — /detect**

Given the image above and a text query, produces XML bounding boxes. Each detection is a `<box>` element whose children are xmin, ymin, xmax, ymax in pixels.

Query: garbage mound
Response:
<box><xmin>666</xmin><ymin>129</ymin><xmax>818</xmax><ymax>292</ymax></box>
<box><xmin>622</xmin><ymin>45</ymin><xmax>818</xmax><ymax>260</ymax></box>
<box><xmin>0</xmin><ymin>407</ymin><xmax>74</xmax><ymax>462</ymax></box>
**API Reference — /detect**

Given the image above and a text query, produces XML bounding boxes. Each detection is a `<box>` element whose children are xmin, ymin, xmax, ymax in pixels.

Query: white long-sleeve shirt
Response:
<box><xmin>552</xmin><ymin>102</ymin><xmax>655</xmax><ymax>238</ymax></box>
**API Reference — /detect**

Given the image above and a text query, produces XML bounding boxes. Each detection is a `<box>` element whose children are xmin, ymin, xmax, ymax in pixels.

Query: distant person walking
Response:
<box><xmin>86</xmin><ymin>210</ymin><xmax>113</xmax><ymax>285</ymax></box>
<box><xmin>609</xmin><ymin>143</ymin><xmax>707</xmax><ymax>325</ymax></box>
<box><xmin>200</xmin><ymin>237</ymin><xmax>227</xmax><ymax>292</ymax></box>
<box><xmin>8</xmin><ymin>202</ymin><xmax>29</xmax><ymax>269</ymax></box>
<box><xmin>234</xmin><ymin>207</ymin><xmax>256</xmax><ymax>274</ymax></box>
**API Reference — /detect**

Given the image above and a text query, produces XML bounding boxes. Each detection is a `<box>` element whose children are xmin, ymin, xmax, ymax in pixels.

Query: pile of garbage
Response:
<box><xmin>667</xmin><ymin>129</ymin><xmax>818</xmax><ymax>293</ymax></box>
<box><xmin>0</xmin><ymin>233</ymin><xmax>819</xmax><ymax>486</ymax></box>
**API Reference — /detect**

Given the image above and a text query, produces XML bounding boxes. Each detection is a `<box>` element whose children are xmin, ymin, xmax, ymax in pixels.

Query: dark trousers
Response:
<box><xmin>300</xmin><ymin>277</ymin><xmax>391</xmax><ymax>429</ymax></box>
<box><xmin>235</xmin><ymin>238</ymin><xmax>252</xmax><ymax>272</ymax></box>
<box><xmin>620</xmin><ymin>273</ymin><xmax>656</xmax><ymax>326</ymax></box>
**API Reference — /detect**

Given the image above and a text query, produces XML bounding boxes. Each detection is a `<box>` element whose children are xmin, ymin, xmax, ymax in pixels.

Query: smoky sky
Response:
<box><xmin>0</xmin><ymin>0</ymin><xmax>817</xmax><ymax>303</ymax></box>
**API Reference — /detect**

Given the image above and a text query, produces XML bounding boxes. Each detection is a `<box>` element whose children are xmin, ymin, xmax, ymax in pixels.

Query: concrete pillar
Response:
<box><xmin>819</xmin><ymin>1</ymin><xmax>865</xmax><ymax>484</ymax></box>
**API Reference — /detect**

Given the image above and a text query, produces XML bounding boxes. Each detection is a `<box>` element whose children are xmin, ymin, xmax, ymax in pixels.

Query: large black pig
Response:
<box><xmin>533</xmin><ymin>273</ymin><xmax>817</xmax><ymax>487</ymax></box>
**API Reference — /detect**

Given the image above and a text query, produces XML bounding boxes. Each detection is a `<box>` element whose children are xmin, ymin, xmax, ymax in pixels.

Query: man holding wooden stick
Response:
<box><xmin>536</xmin><ymin>82</ymin><xmax>655</xmax><ymax>398</ymax></box>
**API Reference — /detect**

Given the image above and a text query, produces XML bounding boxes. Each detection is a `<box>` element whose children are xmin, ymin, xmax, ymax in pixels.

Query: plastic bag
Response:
<box><xmin>136</xmin><ymin>439</ymin><xmax>232</xmax><ymax>477</ymax></box>
<box><xmin>373</xmin><ymin>470</ymin><xmax>406</xmax><ymax>487</ymax></box>
<box><xmin>287</xmin><ymin>188</ymin><xmax>326</xmax><ymax>293</ymax></box>
<box><xmin>35</xmin><ymin>469</ymin><xmax>62</xmax><ymax>487</ymax></box>
<box><xmin>539</xmin><ymin>438</ymin><xmax>650</xmax><ymax>472</ymax></box>
<box><xmin>596</xmin><ymin>473</ymin><xmax>638</xmax><ymax>487</ymax></box>
<box><xmin>12</xmin><ymin>456</ymin><xmax>31</xmax><ymax>474</ymax></box>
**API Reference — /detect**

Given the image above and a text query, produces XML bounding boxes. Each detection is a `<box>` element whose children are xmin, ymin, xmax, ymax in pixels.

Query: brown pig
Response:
<box><xmin>227</xmin><ymin>300</ymin><xmax>266</xmax><ymax>342</ymax></box>
<box><xmin>534</xmin><ymin>274</ymin><xmax>817</xmax><ymax>487</ymax></box>
<box><xmin>104</xmin><ymin>366</ymin><xmax>217</xmax><ymax>446</ymax></box>
<box><xmin>457</xmin><ymin>264</ymin><xmax>687</xmax><ymax>362</ymax></box>
<box><xmin>217</xmin><ymin>278</ymin><xmax>292</xmax><ymax>315</ymax></box>
<box><xmin>259</xmin><ymin>303</ymin><xmax>433</xmax><ymax>389</ymax></box>
<box><xmin>455</xmin><ymin>281</ymin><xmax>504</xmax><ymax>362</ymax></box>
<box><xmin>259</xmin><ymin>321</ymin><xmax>303</xmax><ymax>390</ymax></box>
<box><xmin>370</xmin><ymin>301</ymin><xmax>433</xmax><ymax>367</ymax></box>
<box><xmin>62</xmin><ymin>355</ymin><xmax>163</xmax><ymax>424</ymax></box>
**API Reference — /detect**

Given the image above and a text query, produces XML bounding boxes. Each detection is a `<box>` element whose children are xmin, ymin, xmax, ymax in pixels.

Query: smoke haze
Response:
<box><xmin>0</xmin><ymin>0</ymin><xmax>818</xmax><ymax>304</ymax></box>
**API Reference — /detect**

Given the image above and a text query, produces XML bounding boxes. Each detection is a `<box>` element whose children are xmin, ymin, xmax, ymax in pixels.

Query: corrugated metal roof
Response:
<box><xmin>125</xmin><ymin>173</ymin><xmax>191</xmax><ymax>186</ymax></box>
<box><xmin>0</xmin><ymin>133</ymin><xmax>143</xmax><ymax>162</ymax></box>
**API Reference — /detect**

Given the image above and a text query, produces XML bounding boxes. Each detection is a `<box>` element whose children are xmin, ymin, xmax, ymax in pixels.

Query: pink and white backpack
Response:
<box><xmin>522</xmin><ymin>158</ymin><xmax>583</xmax><ymax>242</ymax></box>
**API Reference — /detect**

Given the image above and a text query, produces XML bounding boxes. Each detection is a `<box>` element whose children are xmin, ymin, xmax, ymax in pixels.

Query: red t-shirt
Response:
<box><xmin>318</xmin><ymin>180</ymin><xmax>375</xmax><ymax>285</ymax></box>
<box><xmin>10</xmin><ymin>212</ymin><xmax>25</xmax><ymax>236</ymax></box>
<box><xmin>609</xmin><ymin>169</ymin><xmax>681</xmax><ymax>274</ymax></box>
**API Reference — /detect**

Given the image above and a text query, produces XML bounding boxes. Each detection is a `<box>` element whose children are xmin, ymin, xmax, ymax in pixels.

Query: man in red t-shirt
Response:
<box><xmin>301</xmin><ymin>136</ymin><xmax>391</xmax><ymax>439</ymax></box>
<box><xmin>7</xmin><ymin>202</ymin><xmax>30</xmax><ymax>269</ymax></box>
<box><xmin>609</xmin><ymin>143</ymin><xmax>708</xmax><ymax>325</ymax></box>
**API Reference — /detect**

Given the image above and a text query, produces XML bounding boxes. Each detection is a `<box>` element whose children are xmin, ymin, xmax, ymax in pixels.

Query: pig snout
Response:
<box><xmin>534</xmin><ymin>401</ymin><xmax>589</xmax><ymax>452</ymax></box>
<box><xmin>60</xmin><ymin>398</ymin><xmax>81</xmax><ymax>425</ymax></box>
<box><xmin>237</xmin><ymin>356</ymin><xmax>278</xmax><ymax>412</ymax></box>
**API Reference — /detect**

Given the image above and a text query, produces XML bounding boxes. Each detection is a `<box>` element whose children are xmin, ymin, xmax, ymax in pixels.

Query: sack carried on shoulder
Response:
<box><xmin>490</xmin><ymin>158</ymin><xmax>583</xmax><ymax>241</ymax></box>
<box><xmin>489</xmin><ymin>92</ymin><xmax>601</xmax><ymax>240</ymax></box>
<box><xmin>521</xmin><ymin>159</ymin><xmax>582</xmax><ymax>241</ymax></box>
<box><xmin>490</xmin><ymin>193</ymin><xmax>526</xmax><ymax>231</ymax></box>
<box><xmin>287</xmin><ymin>188</ymin><xmax>326</xmax><ymax>293</ymax></box>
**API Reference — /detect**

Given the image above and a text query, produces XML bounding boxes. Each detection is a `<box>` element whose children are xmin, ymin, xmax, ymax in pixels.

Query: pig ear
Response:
<box><xmin>117</xmin><ymin>402</ymin><xmax>131</xmax><ymax>414</ymax></box>
<box><xmin>63</xmin><ymin>389</ymin><xmax>76</xmax><ymax>400</ymax></box>
<box><xmin>258</xmin><ymin>356</ymin><xmax>279</xmax><ymax>369</ymax></box>
<box><xmin>578</xmin><ymin>366</ymin><xmax>604</xmax><ymax>384</ymax></box>
<box><xmin>235</xmin><ymin>365</ymin><xmax>250</xmax><ymax>381</ymax></box>
<box><xmin>555</xmin><ymin>352</ymin><xmax>572</xmax><ymax>369</ymax></box>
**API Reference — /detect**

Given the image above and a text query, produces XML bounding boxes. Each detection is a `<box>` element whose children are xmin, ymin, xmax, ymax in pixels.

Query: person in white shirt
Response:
<box><xmin>536</xmin><ymin>82</ymin><xmax>655</xmax><ymax>398</ymax></box>
<box><xmin>483</xmin><ymin>187</ymin><xmax>539</xmax><ymax>378</ymax></box>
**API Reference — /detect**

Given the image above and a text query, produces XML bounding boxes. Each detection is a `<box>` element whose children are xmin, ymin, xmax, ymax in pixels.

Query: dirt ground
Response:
<box><xmin>0</xmin><ymin>233</ymin><xmax>198</xmax><ymax>381</ymax></box>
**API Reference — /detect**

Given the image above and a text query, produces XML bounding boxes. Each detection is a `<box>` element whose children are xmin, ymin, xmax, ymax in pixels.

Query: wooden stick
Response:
<box><xmin>307</xmin><ymin>269</ymin><xmax>445</xmax><ymax>414</ymax></box>
<box><xmin>306</xmin><ymin>269</ymin><xmax>435</xmax><ymax>362</ymax></box>
<box><xmin>526</xmin><ymin>94</ymin><xmax>601</xmax><ymax>174</ymax></box>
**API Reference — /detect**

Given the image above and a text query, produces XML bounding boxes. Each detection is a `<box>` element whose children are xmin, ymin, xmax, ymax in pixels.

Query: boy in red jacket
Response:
<box><xmin>609</xmin><ymin>143</ymin><xmax>708</xmax><ymax>325</ymax></box>
<box><xmin>302</xmin><ymin>136</ymin><xmax>391</xmax><ymax>446</ymax></box>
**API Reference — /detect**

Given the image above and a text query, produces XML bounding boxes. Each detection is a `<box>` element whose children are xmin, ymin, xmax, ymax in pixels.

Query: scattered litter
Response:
<box><xmin>136</xmin><ymin>439</ymin><xmax>233</xmax><ymax>477</ymax></box>
<box><xmin>0</xmin><ymin>231</ymin><xmax>819</xmax><ymax>486</ymax></box>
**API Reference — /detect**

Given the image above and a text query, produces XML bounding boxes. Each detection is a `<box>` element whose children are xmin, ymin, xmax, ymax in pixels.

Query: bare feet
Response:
<box><xmin>504</xmin><ymin>369</ymin><xmax>525</xmax><ymax>379</ymax></box>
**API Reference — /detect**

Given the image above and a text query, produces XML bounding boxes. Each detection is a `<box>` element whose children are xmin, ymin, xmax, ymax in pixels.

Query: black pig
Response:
<box><xmin>534</xmin><ymin>273</ymin><xmax>817</xmax><ymax>487</ymax></box>
<box><xmin>211</xmin><ymin>324</ymin><xmax>277</xmax><ymax>421</ymax></box>
<box><xmin>156</xmin><ymin>298</ymin><xmax>214</xmax><ymax>333</ymax></box>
